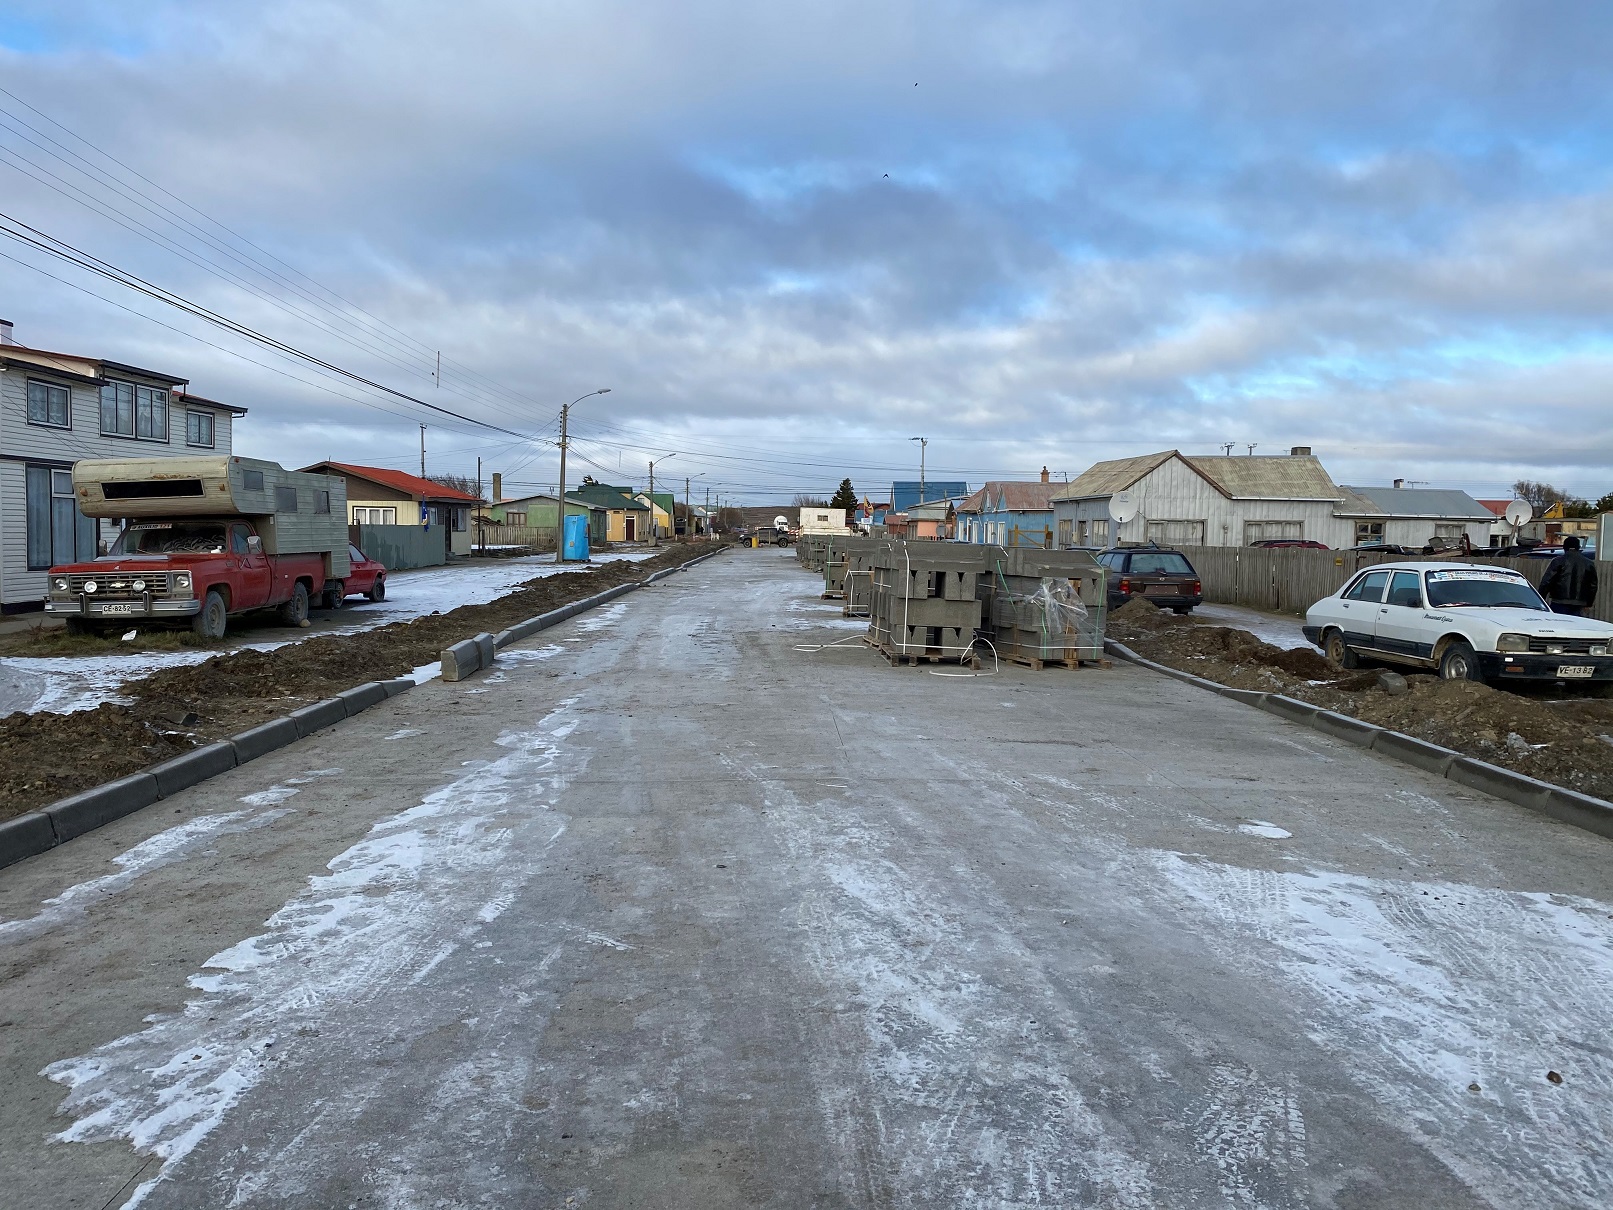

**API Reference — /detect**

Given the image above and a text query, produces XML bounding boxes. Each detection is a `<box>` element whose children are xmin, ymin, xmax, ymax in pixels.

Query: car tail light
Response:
<box><xmin>1192</xmin><ymin>580</ymin><xmax>1201</xmax><ymax>594</ymax></box>
<box><xmin>1119</xmin><ymin>577</ymin><xmax>1131</xmax><ymax>594</ymax></box>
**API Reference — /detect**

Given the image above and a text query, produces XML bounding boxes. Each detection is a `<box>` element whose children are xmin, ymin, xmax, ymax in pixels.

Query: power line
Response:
<box><xmin>0</xmin><ymin>210</ymin><xmax>541</xmax><ymax>442</ymax></box>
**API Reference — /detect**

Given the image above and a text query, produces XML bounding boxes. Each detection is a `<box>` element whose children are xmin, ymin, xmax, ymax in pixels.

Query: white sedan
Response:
<box><xmin>1303</xmin><ymin>561</ymin><xmax>1613</xmax><ymax>684</ymax></box>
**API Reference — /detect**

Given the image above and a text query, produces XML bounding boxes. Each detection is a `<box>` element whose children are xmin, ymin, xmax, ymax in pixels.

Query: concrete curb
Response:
<box><xmin>1103</xmin><ymin>636</ymin><xmax>1613</xmax><ymax>841</ymax></box>
<box><xmin>1</xmin><ymin>547</ymin><xmax>731</xmax><ymax>871</ymax></box>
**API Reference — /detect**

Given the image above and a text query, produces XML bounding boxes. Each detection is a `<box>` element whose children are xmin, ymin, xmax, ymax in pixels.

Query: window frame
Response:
<box><xmin>1343</xmin><ymin>570</ymin><xmax>1392</xmax><ymax>603</ymax></box>
<box><xmin>25</xmin><ymin>463</ymin><xmax>96</xmax><ymax>570</ymax></box>
<box><xmin>1386</xmin><ymin>570</ymin><xmax>1424</xmax><ymax>609</ymax></box>
<box><xmin>99</xmin><ymin>378</ymin><xmax>170</xmax><ymax>441</ymax></box>
<box><xmin>26</xmin><ymin>378</ymin><xmax>72</xmax><ymax>429</ymax></box>
<box><xmin>185</xmin><ymin>409</ymin><xmax>216</xmax><ymax>448</ymax></box>
<box><xmin>274</xmin><ymin>485</ymin><xmax>300</xmax><ymax>513</ymax></box>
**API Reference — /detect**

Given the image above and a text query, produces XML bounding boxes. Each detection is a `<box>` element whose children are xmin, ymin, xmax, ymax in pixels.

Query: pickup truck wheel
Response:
<box><xmin>192</xmin><ymin>590</ymin><xmax>228</xmax><ymax>640</ymax></box>
<box><xmin>1439</xmin><ymin>639</ymin><xmax>1482</xmax><ymax>682</ymax></box>
<box><xmin>366</xmin><ymin>576</ymin><xmax>386</xmax><ymax>602</ymax></box>
<box><xmin>279</xmin><ymin>582</ymin><xmax>310</xmax><ymax>627</ymax></box>
<box><xmin>1324</xmin><ymin>628</ymin><xmax>1360</xmax><ymax>669</ymax></box>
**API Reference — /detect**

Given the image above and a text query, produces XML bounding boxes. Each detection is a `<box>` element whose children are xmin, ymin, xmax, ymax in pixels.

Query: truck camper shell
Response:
<box><xmin>73</xmin><ymin>456</ymin><xmax>350</xmax><ymax>577</ymax></box>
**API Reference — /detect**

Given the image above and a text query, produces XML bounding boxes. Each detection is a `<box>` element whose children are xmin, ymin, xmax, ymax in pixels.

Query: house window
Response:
<box><xmin>274</xmin><ymin>485</ymin><xmax>299</xmax><ymax>512</ymax></box>
<box><xmin>27</xmin><ymin>380</ymin><xmax>71</xmax><ymax>427</ymax></box>
<box><xmin>352</xmin><ymin>506</ymin><xmax>398</xmax><ymax>525</ymax></box>
<box><xmin>1243</xmin><ymin>520</ymin><xmax>1301</xmax><ymax>544</ymax></box>
<box><xmin>99</xmin><ymin>381</ymin><xmax>168</xmax><ymax>439</ymax></box>
<box><xmin>451</xmin><ymin>507</ymin><xmax>467</xmax><ymax>532</ymax></box>
<box><xmin>25</xmin><ymin>466</ymin><xmax>94</xmax><ymax>569</ymax></box>
<box><xmin>1355</xmin><ymin>521</ymin><xmax>1385</xmax><ymax>546</ymax></box>
<box><xmin>186</xmin><ymin>410</ymin><xmax>215</xmax><ymax>447</ymax></box>
<box><xmin>1090</xmin><ymin>518</ymin><xmax>1109</xmax><ymax>545</ymax></box>
<box><xmin>1433</xmin><ymin>523</ymin><xmax>1463</xmax><ymax>540</ymax></box>
<box><xmin>314</xmin><ymin>490</ymin><xmax>331</xmax><ymax>515</ymax></box>
<box><xmin>506</xmin><ymin>511</ymin><xmax>527</xmax><ymax>527</ymax></box>
<box><xmin>1057</xmin><ymin>520</ymin><xmax>1073</xmax><ymax>547</ymax></box>
<box><xmin>1150</xmin><ymin>519</ymin><xmax>1208</xmax><ymax>545</ymax></box>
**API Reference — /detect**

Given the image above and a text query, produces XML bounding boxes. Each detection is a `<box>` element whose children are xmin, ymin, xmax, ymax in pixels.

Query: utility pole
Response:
<box><xmin>556</xmin><ymin>389</ymin><xmax>611</xmax><ymax>562</ymax></box>
<box><xmin>684</xmin><ymin>476</ymin><xmax>691</xmax><ymax>542</ymax></box>
<box><xmin>648</xmin><ymin>453</ymin><xmax>677</xmax><ymax>547</ymax></box>
<box><xmin>1246</xmin><ymin>443</ymin><xmax>1258</xmax><ymax>456</ymax></box>
<box><xmin>420</xmin><ymin>424</ymin><xmax>426</xmax><ymax>477</ymax></box>
<box><xmin>434</xmin><ymin>351</ymin><xmax>440</xmax><ymax>387</ymax></box>
<box><xmin>476</xmin><ymin>456</ymin><xmax>483</xmax><ymax>554</ymax></box>
<box><xmin>910</xmin><ymin>436</ymin><xmax>928</xmax><ymax>504</ymax></box>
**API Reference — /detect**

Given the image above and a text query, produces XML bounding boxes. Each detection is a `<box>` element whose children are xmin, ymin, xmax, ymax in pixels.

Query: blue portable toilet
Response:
<box><xmin>562</xmin><ymin>512</ymin><xmax>590</xmax><ymax>561</ymax></box>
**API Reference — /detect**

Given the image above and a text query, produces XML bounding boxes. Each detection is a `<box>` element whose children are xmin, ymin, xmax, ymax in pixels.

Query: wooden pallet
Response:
<box><xmin>995</xmin><ymin>644</ymin><xmax>1111</xmax><ymax>671</ymax></box>
<box><xmin>870</xmin><ymin>639</ymin><xmax>981</xmax><ymax>669</ymax></box>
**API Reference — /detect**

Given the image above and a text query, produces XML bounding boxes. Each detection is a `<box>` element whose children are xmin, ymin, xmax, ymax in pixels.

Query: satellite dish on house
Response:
<box><xmin>1109</xmin><ymin>492</ymin><xmax>1139</xmax><ymax>524</ymax></box>
<box><xmin>1504</xmin><ymin>499</ymin><xmax>1533</xmax><ymax>528</ymax></box>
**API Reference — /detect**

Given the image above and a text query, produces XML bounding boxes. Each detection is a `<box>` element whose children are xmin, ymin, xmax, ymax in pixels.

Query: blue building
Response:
<box><xmin>892</xmin><ymin>480</ymin><xmax>969</xmax><ymax>512</ymax></box>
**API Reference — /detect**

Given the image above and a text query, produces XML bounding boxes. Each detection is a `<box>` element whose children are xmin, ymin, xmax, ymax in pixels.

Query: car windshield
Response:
<box><xmin>114</xmin><ymin>523</ymin><xmax>228</xmax><ymax>555</ymax></box>
<box><xmin>1424</xmin><ymin>570</ymin><xmax>1546</xmax><ymax>610</ymax></box>
<box><xmin>1130</xmin><ymin>552</ymin><xmax>1193</xmax><ymax>574</ymax></box>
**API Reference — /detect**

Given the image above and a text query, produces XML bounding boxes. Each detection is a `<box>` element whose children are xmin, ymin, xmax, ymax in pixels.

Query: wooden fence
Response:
<box><xmin>474</xmin><ymin>525</ymin><xmax>558</xmax><ymax>553</ymax></box>
<box><xmin>1179</xmin><ymin>545</ymin><xmax>1613</xmax><ymax>624</ymax></box>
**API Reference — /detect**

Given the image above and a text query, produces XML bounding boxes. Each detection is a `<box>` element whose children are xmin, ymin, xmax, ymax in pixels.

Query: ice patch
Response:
<box><xmin>1237</xmin><ymin>820</ymin><xmax>1292</xmax><ymax>839</ymax></box>
<box><xmin>40</xmin><ymin>705</ymin><xmax>588</xmax><ymax>1207</ymax></box>
<box><xmin>574</xmin><ymin>602</ymin><xmax>628</xmax><ymax>633</ymax></box>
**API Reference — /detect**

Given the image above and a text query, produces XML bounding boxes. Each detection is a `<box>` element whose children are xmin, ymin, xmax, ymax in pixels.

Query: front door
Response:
<box><xmin>231</xmin><ymin>523</ymin><xmax>273</xmax><ymax>608</ymax></box>
<box><xmin>1337</xmin><ymin>568</ymin><xmax>1390</xmax><ymax>648</ymax></box>
<box><xmin>1374</xmin><ymin>569</ymin><xmax>1434</xmax><ymax>660</ymax></box>
<box><xmin>625</xmin><ymin>516</ymin><xmax>636</xmax><ymax>542</ymax></box>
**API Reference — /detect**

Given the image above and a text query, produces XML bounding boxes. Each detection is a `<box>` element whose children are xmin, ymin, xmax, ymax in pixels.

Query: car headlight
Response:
<box><xmin>53</xmin><ymin>577</ymin><xmax>67</xmax><ymax>592</ymax></box>
<box><xmin>174</xmin><ymin>572</ymin><xmax>192</xmax><ymax>591</ymax></box>
<box><xmin>1496</xmin><ymin>632</ymin><xmax>1529</xmax><ymax>652</ymax></box>
<box><xmin>1593</xmin><ymin>645</ymin><xmax>1609</xmax><ymax>656</ymax></box>
<box><xmin>1545</xmin><ymin>643</ymin><xmax>1565</xmax><ymax>655</ymax></box>
<box><xmin>132</xmin><ymin>579</ymin><xmax>146</xmax><ymax>592</ymax></box>
<box><xmin>83</xmin><ymin>580</ymin><xmax>97</xmax><ymax>593</ymax></box>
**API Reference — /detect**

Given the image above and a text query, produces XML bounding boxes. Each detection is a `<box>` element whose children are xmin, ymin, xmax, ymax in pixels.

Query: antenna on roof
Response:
<box><xmin>1245</xmin><ymin>443</ymin><xmax>1258</xmax><ymax>456</ymax></box>
<box><xmin>1221</xmin><ymin>442</ymin><xmax>1235</xmax><ymax>456</ymax></box>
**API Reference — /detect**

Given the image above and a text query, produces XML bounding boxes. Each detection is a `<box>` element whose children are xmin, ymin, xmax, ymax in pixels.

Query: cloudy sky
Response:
<box><xmin>2</xmin><ymin>0</ymin><xmax>1611</xmax><ymax>504</ymax></box>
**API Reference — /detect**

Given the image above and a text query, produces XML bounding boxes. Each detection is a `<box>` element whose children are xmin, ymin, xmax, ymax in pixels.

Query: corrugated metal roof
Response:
<box><xmin>983</xmin><ymin>481</ymin><xmax>1057</xmax><ymax>512</ymax></box>
<box><xmin>955</xmin><ymin>487</ymin><xmax>987</xmax><ymax>514</ymax></box>
<box><xmin>1337</xmin><ymin>485</ymin><xmax>1494</xmax><ymax>520</ymax></box>
<box><xmin>1049</xmin><ymin>451</ymin><xmax>1176</xmax><ymax>500</ymax></box>
<box><xmin>306</xmin><ymin>461</ymin><xmax>481</xmax><ymax>502</ymax></box>
<box><xmin>1183</xmin><ymin>454</ymin><xmax>1341</xmax><ymax>500</ymax></box>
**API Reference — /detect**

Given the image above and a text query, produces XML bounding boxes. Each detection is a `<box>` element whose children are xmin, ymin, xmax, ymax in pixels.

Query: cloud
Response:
<box><xmin>1</xmin><ymin>0</ymin><xmax>1611</xmax><ymax>499</ymax></box>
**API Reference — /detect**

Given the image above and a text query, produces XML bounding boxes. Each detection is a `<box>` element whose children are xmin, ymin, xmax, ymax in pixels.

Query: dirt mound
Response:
<box><xmin>0</xmin><ymin>544</ymin><xmax>721</xmax><ymax>823</ymax></box>
<box><xmin>1108</xmin><ymin>597</ymin><xmax>1190</xmax><ymax>631</ymax></box>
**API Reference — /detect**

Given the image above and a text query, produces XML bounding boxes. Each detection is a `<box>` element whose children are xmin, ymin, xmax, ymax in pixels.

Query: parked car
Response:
<box><xmin>1346</xmin><ymin>543</ymin><xmax>1418</xmax><ymax>555</ymax></box>
<box><xmin>1302</xmin><ymin>560</ymin><xmax>1613</xmax><ymax>684</ymax></box>
<box><xmin>320</xmin><ymin>544</ymin><xmax>386</xmax><ymax>608</ymax></box>
<box><xmin>1095</xmin><ymin>546</ymin><xmax>1202</xmax><ymax>614</ymax></box>
<box><xmin>1251</xmin><ymin>539</ymin><xmax>1329</xmax><ymax>549</ymax></box>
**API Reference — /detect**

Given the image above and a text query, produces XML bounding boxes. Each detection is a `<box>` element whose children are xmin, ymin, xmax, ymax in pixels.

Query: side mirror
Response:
<box><xmin>247</xmin><ymin>535</ymin><xmax>263</xmax><ymax>553</ymax></box>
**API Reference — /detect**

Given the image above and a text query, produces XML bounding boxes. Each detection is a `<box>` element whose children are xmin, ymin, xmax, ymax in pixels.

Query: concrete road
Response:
<box><xmin>2</xmin><ymin>549</ymin><xmax>1611</xmax><ymax>1209</ymax></box>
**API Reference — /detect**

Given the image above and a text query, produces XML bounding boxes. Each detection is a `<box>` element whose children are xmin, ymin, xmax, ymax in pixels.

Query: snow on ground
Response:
<box><xmin>0</xmin><ymin>550</ymin><xmax>656</xmax><ymax>718</ymax></box>
<box><xmin>1192</xmin><ymin>603</ymin><xmax>1310</xmax><ymax>650</ymax></box>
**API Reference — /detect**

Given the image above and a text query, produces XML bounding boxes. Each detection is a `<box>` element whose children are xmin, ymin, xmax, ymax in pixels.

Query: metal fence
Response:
<box><xmin>351</xmin><ymin>523</ymin><xmax>446</xmax><ymax>571</ymax></box>
<box><xmin>1178</xmin><ymin>545</ymin><xmax>1613</xmax><ymax>623</ymax></box>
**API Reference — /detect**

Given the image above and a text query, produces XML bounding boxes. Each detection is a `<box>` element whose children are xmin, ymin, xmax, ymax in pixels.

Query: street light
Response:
<box><xmin>910</xmin><ymin>436</ymin><xmax>927</xmax><ymax>505</ymax></box>
<box><xmin>556</xmin><ymin>389</ymin><xmax>610</xmax><ymax>562</ymax></box>
<box><xmin>648</xmin><ymin>452</ymin><xmax>677</xmax><ymax>546</ymax></box>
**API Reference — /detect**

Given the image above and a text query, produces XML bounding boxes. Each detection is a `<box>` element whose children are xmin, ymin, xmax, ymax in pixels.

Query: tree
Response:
<box><xmin>1563</xmin><ymin>498</ymin><xmax>1598</xmax><ymax>518</ymax></box>
<box><xmin>1594</xmin><ymin>492</ymin><xmax>1613</xmax><ymax>514</ymax></box>
<box><xmin>429</xmin><ymin>473</ymin><xmax>481</xmax><ymax>498</ymax></box>
<box><xmin>791</xmin><ymin>493</ymin><xmax>829</xmax><ymax>507</ymax></box>
<box><xmin>829</xmin><ymin>478</ymin><xmax>858</xmax><ymax>513</ymax></box>
<box><xmin>1511</xmin><ymin>480</ymin><xmax>1569</xmax><ymax>511</ymax></box>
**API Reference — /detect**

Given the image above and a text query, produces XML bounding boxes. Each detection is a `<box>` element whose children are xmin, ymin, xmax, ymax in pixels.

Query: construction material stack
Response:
<box><xmin>841</xmin><ymin>539</ymin><xmax>882</xmax><ymax>617</ymax></box>
<box><xmin>867</xmin><ymin>542</ymin><xmax>988</xmax><ymax>665</ymax></box>
<box><xmin>979</xmin><ymin>547</ymin><xmax>1107</xmax><ymax>668</ymax></box>
<box><xmin>821</xmin><ymin>533</ymin><xmax>876</xmax><ymax>599</ymax></box>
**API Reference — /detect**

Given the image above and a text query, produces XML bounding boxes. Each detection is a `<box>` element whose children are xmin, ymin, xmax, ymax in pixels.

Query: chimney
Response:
<box><xmin>1040</xmin><ymin>466</ymin><xmax>1049</xmax><ymax>484</ymax></box>
<box><xmin>1289</xmin><ymin>446</ymin><xmax>1311</xmax><ymax>456</ymax></box>
<box><xmin>1393</xmin><ymin>478</ymin><xmax>1404</xmax><ymax>489</ymax></box>
<box><xmin>492</xmin><ymin>473</ymin><xmax>502</xmax><ymax>502</ymax></box>
<box><xmin>0</xmin><ymin>319</ymin><xmax>13</xmax><ymax>346</ymax></box>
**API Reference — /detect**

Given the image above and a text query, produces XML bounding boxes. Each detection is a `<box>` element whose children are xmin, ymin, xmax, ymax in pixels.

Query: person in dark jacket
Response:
<box><xmin>1538</xmin><ymin>535</ymin><xmax>1598</xmax><ymax>616</ymax></box>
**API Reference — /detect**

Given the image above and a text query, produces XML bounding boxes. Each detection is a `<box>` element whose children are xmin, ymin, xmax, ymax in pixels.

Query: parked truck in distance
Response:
<box><xmin>44</xmin><ymin>456</ymin><xmax>351</xmax><ymax>639</ymax></box>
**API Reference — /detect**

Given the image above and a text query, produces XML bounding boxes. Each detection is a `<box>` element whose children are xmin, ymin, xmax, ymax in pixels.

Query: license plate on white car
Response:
<box><xmin>1557</xmin><ymin>665</ymin><xmax>1594</xmax><ymax>678</ymax></box>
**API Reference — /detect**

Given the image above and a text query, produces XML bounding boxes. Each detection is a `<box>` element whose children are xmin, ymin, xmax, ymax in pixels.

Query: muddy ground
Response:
<box><xmin>1108</xmin><ymin>597</ymin><xmax>1613</xmax><ymax>802</ymax></box>
<box><xmin>0</xmin><ymin>544</ymin><xmax>719</xmax><ymax>823</ymax></box>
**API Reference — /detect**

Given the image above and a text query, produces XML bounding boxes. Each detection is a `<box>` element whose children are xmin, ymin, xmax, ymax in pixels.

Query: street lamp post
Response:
<box><xmin>556</xmin><ymin>389</ymin><xmax>610</xmax><ymax>562</ymax></box>
<box><xmin>648</xmin><ymin>452</ymin><xmax>677</xmax><ymax>546</ymax></box>
<box><xmin>910</xmin><ymin>436</ymin><xmax>928</xmax><ymax>505</ymax></box>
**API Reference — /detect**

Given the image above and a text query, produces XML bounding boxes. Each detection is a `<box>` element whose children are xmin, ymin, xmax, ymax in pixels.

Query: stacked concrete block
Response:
<box><xmin>978</xmin><ymin>548</ymin><xmax>1107</xmax><ymax>667</ymax></box>
<box><xmin>821</xmin><ymin>534</ymin><xmax>877</xmax><ymax>599</ymax></box>
<box><xmin>841</xmin><ymin>541</ymin><xmax>882</xmax><ymax>617</ymax></box>
<box><xmin>867</xmin><ymin>543</ymin><xmax>989</xmax><ymax>663</ymax></box>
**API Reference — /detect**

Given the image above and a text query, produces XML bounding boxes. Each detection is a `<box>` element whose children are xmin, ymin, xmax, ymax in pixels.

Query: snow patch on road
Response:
<box><xmin>1152</xmin><ymin>853</ymin><xmax>1613</xmax><ymax>1208</ymax></box>
<box><xmin>573</xmin><ymin>601</ymin><xmax>628</xmax><ymax>632</ymax></box>
<box><xmin>1237</xmin><ymin>820</ymin><xmax>1292</xmax><ymax>839</ymax></box>
<box><xmin>40</xmin><ymin>703</ymin><xmax>586</xmax><ymax>1208</ymax></box>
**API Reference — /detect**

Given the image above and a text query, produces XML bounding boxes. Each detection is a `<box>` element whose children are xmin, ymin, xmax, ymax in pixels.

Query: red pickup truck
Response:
<box><xmin>46</xmin><ymin>518</ymin><xmax>331</xmax><ymax>638</ymax></box>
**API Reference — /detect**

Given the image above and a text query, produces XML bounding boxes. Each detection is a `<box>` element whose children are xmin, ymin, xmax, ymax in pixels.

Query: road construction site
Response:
<box><xmin>1</xmin><ymin>547</ymin><xmax>1610</xmax><ymax>1208</ymax></box>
